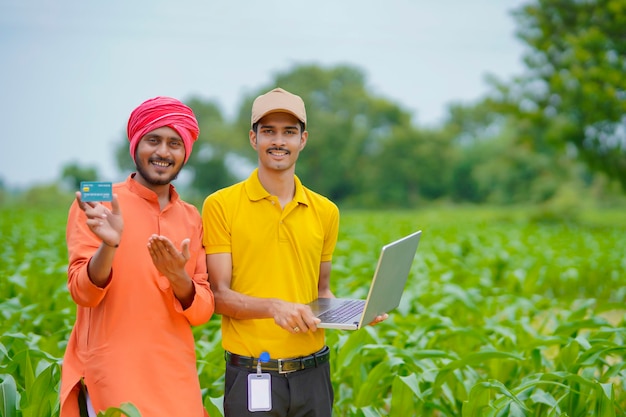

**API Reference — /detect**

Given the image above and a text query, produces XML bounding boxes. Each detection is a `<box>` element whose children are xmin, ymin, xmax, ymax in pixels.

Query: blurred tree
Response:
<box><xmin>19</xmin><ymin>183</ymin><xmax>73</xmax><ymax>208</ymax></box>
<box><xmin>0</xmin><ymin>177</ymin><xmax>6</xmax><ymax>206</ymax></box>
<box><xmin>443</xmin><ymin>101</ymin><xmax>507</xmax><ymax>202</ymax></box>
<box><xmin>471</xmin><ymin>136</ymin><xmax>562</xmax><ymax>204</ymax></box>
<box><xmin>501</xmin><ymin>0</ymin><xmax>626</xmax><ymax>190</ymax></box>
<box><xmin>360</xmin><ymin>126</ymin><xmax>455</xmax><ymax>207</ymax></box>
<box><xmin>115</xmin><ymin>133</ymin><xmax>135</xmax><ymax>174</ymax></box>
<box><xmin>60</xmin><ymin>162</ymin><xmax>98</xmax><ymax>190</ymax></box>
<box><xmin>443</xmin><ymin>100</ymin><xmax>580</xmax><ymax>204</ymax></box>
<box><xmin>107</xmin><ymin>61</ymin><xmax>625</xmax><ymax>208</ymax></box>
<box><xmin>186</xmin><ymin>97</ymin><xmax>242</xmax><ymax>196</ymax></box>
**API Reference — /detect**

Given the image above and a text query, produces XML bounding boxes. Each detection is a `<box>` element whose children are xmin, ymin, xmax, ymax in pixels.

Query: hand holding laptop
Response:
<box><xmin>308</xmin><ymin>231</ymin><xmax>422</xmax><ymax>330</ymax></box>
<box><xmin>271</xmin><ymin>300</ymin><xmax>322</xmax><ymax>334</ymax></box>
<box><xmin>369</xmin><ymin>313</ymin><xmax>389</xmax><ymax>326</ymax></box>
<box><xmin>276</xmin><ymin>299</ymin><xmax>387</xmax><ymax>333</ymax></box>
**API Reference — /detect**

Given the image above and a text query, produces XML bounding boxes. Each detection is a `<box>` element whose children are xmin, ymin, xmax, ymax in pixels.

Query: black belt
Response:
<box><xmin>225</xmin><ymin>346</ymin><xmax>330</xmax><ymax>374</ymax></box>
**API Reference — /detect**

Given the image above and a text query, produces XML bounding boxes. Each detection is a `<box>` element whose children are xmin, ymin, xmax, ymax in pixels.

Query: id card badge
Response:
<box><xmin>248</xmin><ymin>373</ymin><xmax>272</xmax><ymax>412</ymax></box>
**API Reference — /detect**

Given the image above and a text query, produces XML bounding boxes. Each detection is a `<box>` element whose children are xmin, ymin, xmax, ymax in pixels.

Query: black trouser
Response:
<box><xmin>77</xmin><ymin>382</ymin><xmax>91</xmax><ymax>417</ymax></box>
<box><xmin>223</xmin><ymin>361</ymin><xmax>334</xmax><ymax>416</ymax></box>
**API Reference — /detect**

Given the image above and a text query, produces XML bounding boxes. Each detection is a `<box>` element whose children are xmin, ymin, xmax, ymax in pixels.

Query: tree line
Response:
<box><xmin>39</xmin><ymin>0</ymin><xmax>626</xmax><ymax>210</ymax></box>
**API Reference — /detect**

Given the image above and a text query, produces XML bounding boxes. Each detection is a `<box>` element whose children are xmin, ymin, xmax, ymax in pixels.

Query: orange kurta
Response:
<box><xmin>60</xmin><ymin>175</ymin><xmax>214</xmax><ymax>417</ymax></box>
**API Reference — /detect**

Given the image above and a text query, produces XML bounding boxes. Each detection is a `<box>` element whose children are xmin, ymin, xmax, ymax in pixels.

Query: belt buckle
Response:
<box><xmin>278</xmin><ymin>359</ymin><xmax>300</xmax><ymax>374</ymax></box>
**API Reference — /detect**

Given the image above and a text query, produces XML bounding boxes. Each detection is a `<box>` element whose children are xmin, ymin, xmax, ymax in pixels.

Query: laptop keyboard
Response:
<box><xmin>318</xmin><ymin>299</ymin><xmax>364</xmax><ymax>323</ymax></box>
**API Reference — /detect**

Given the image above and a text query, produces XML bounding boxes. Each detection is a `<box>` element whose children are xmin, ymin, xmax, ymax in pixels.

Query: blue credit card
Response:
<box><xmin>80</xmin><ymin>181</ymin><xmax>113</xmax><ymax>202</ymax></box>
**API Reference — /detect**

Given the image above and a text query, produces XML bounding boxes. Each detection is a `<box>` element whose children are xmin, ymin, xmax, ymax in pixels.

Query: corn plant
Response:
<box><xmin>1</xmin><ymin>204</ymin><xmax>625</xmax><ymax>416</ymax></box>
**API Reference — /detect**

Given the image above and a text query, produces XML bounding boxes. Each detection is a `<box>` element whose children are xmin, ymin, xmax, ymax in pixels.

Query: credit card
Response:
<box><xmin>80</xmin><ymin>181</ymin><xmax>113</xmax><ymax>202</ymax></box>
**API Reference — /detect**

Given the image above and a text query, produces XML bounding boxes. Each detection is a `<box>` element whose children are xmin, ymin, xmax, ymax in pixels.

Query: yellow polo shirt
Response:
<box><xmin>202</xmin><ymin>169</ymin><xmax>339</xmax><ymax>358</ymax></box>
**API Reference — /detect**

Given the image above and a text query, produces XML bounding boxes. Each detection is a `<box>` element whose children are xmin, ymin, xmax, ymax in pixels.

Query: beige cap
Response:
<box><xmin>251</xmin><ymin>87</ymin><xmax>307</xmax><ymax>127</ymax></box>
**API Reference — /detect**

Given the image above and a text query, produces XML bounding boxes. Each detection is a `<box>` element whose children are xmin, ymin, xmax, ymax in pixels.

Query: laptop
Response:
<box><xmin>308</xmin><ymin>230</ymin><xmax>421</xmax><ymax>330</ymax></box>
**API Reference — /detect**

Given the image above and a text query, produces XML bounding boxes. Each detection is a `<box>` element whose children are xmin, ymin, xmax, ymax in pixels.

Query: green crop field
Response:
<box><xmin>1</xmin><ymin>204</ymin><xmax>625</xmax><ymax>416</ymax></box>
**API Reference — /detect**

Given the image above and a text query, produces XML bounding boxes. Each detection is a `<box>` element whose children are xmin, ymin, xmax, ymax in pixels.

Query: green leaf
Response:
<box><xmin>20</xmin><ymin>362</ymin><xmax>59</xmax><ymax>417</ymax></box>
<box><xmin>96</xmin><ymin>403</ymin><xmax>142</xmax><ymax>417</ymax></box>
<box><xmin>204</xmin><ymin>396</ymin><xmax>223</xmax><ymax>417</ymax></box>
<box><xmin>354</xmin><ymin>360</ymin><xmax>393</xmax><ymax>407</ymax></box>
<box><xmin>462</xmin><ymin>382</ymin><xmax>494</xmax><ymax>417</ymax></box>
<box><xmin>23</xmin><ymin>349</ymin><xmax>35</xmax><ymax>393</ymax></box>
<box><xmin>559</xmin><ymin>339</ymin><xmax>581</xmax><ymax>370</ymax></box>
<box><xmin>435</xmin><ymin>350</ymin><xmax>524</xmax><ymax>388</ymax></box>
<box><xmin>555</xmin><ymin>317</ymin><xmax>610</xmax><ymax>337</ymax></box>
<box><xmin>529</xmin><ymin>388</ymin><xmax>558</xmax><ymax>410</ymax></box>
<box><xmin>390</xmin><ymin>374</ymin><xmax>417</xmax><ymax>416</ymax></box>
<box><xmin>0</xmin><ymin>374</ymin><xmax>18</xmax><ymax>417</ymax></box>
<box><xmin>596</xmin><ymin>382</ymin><xmax>615</xmax><ymax>417</ymax></box>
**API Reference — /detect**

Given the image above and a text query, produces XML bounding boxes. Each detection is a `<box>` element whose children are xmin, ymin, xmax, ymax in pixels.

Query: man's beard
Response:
<box><xmin>135</xmin><ymin>158</ymin><xmax>182</xmax><ymax>186</ymax></box>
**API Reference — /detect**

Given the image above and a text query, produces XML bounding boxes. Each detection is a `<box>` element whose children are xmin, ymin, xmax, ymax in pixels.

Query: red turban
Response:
<box><xmin>127</xmin><ymin>96</ymin><xmax>200</xmax><ymax>164</ymax></box>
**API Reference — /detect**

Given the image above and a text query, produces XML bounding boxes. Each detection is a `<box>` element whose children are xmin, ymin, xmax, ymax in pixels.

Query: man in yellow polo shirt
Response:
<box><xmin>202</xmin><ymin>87</ymin><xmax>353</xmax><ymax>416</ymax></box>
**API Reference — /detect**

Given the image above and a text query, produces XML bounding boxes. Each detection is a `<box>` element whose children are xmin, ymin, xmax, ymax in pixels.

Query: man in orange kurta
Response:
<box><xmin>60</xmin><ymin>97</ymin><xmax>214</xmax><ymax>417</ymax></box>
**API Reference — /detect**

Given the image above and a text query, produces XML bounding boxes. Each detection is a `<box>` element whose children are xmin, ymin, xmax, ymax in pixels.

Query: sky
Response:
<box><xmin>0</xmin><ymin>0</ymin><xmax>528</xmax><ymax>189</ymax></box>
